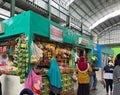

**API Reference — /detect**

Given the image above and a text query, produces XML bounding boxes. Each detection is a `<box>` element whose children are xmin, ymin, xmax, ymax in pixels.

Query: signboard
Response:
<box><xmin>78</xmin><ymin>37</ymin><xmax>88</xmax><ymax>46</ymax></box>
<box><xmin>50</xmin><ymin>25</ymin><xmax>63</xmax><ymax>42</ymax></box>
<box><xmin>0</xmin><ymin>23</ymin><xmax>4</xmax><ymax>34</ymax></box>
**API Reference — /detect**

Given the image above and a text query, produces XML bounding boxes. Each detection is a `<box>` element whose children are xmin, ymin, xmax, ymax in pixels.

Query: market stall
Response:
<box><xmin>0</xmin><ymin>11</ymin><xmax>93</xmax><ymax>95</ymax></box>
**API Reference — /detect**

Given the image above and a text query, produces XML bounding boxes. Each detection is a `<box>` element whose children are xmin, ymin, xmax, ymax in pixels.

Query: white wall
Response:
<box><xmin>0</xmin><ymin>74</ymin><xmax>24</xmax><ymax>95</ymax></box>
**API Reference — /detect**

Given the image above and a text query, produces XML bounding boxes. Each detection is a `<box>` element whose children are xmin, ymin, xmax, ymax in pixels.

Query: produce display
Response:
<box><xmin>13</xmin><ymin>34</ymin><xmax>29</xmax><ymax>83</ymax></box>
<box><xmin>0</xmin><ymin>38</ymin><xmax>17</xmax><ymax>74</ymax></box>
<box><xmin>41</xmin><ymin>74</ymin><xmax>74</xmax><ymax>95</ymax></box>
<box><xmin>61</xmin><ymin>74</ymin><xmax>74</xmax><ymax>92</ymax></box>
<box><xmin>0</xmin><ymin>35</ymin><xmax>75</xmax><ymax>94</ymax></box>
<box><xmin>32</xmin><ymin>39</ymin><xmax>74</xmax><ymax>95</ymax></box>
<box><xmin>0</xmin><ymin>53</ymin><xmax>17</xmax><ymax>74</ymax></box>
<box><xmin>42</xmin><ymin>77</ymin><xmax>50</xmax><ymax>95</ymax></box>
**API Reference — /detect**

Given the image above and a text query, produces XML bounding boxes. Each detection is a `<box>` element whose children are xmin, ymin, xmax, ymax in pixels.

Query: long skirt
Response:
<box><xmin>77</xmin><ymin>83</ymin><xmax>89</xmax><ymax>95</ymax></box>
<box><xmin>0</xmin><ymin>82</ymin><xmax>2</xmax><ymax>95</ymax></box>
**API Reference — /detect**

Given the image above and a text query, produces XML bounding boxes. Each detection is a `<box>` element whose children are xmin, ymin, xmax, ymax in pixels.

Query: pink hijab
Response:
<box><xmin>77</xmin><ymin>56</ymin><xmax>88</xmax><ymax>72</ymax></box>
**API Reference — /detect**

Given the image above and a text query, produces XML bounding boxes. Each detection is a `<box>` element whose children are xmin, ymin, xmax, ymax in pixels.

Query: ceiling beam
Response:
<box><xmin>118</xmin><ymin>17</ymin><xmax>120</xmax><ymax>23</ymax></box>
<box><xmin>0</xmin><ymin>1</ymin><xmax>6</xmax><ymax>8</ymax></box>
<box><xmin>2</xmin><ymin>3</ymin><xmax>23</xmax><ymax>14</ymax></box>
<box><xmin>92</xmin><ymin>29</ymin><xmax>98</xmax><ymax>35</ymax></box>
<box><xmin>70</xmin><ymin>5</ymin><xmax>91</xmax><ymax>25</ymax></box>
<box><xmin>94</xmin><ymin>27</ymin><xmax>102</xmax><ymax>33</ymax></box>
<box><xmin>108</xmin><ymin>19</ymin><xmax>113</xmax><ymax>26</ymax></box>
<box><xmin>113</xmin><ymin>17</ymin><xmax>119</xmax><ymax>24</ymax></box>
<box><xmin>89</xmin><ymin>0</ymin><xmax>119</xmax><ymax>18</ymax></box>
<box><xmin>74</xmin><ymin>2</ymin><xmax>90</xmax><ymax>17</ymax></box>
<box><xmin>90</xmin><ymin>0</ymin><xmax>104</xmax><ymax>16</ymax></box>
<box><xmin>111</xmin><ymin>18</ymin><xmax>117</xmax><ymax>24</ymax></box>
<box><xmin>104</xmin><ymin>21</ymin><xmax>111</xmax><ymax>28</ymax></box>
<box><xmin>98</xmin><ymin>22</ymin><xmax>120</xmax><ymax>36</ymax></box>
<box><xmin>80</xmin><ymin>0</ymin><xmax>96</xmax><ymax>22</ymax></box>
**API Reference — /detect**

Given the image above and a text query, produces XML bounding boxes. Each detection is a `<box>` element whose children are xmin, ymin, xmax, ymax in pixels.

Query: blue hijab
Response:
<box><xmin>46</xmin><ymin>58</ymin><xmax>62</xmax><ymax>88</ymax></box>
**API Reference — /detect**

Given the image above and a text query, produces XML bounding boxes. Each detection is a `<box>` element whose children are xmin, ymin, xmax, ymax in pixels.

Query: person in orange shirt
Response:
<box><xmin>75</xmin><ymin>56</ymin><xmax>92</xmax><ymax>95</ymax></box>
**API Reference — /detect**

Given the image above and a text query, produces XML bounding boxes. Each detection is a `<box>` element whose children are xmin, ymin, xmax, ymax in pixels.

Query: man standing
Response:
<box><xmin>89</xmin><ymin>59</ymin><xmax>99</xmax><ymax>90</ymax></box>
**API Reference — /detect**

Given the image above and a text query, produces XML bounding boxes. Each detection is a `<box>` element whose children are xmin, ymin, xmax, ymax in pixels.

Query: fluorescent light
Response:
<box><xmin>89</xmin><ymin>9</ymin><xmax>120</xmax><ymax>30</ymax></box>
<box><xmin>0</xmin><ymin>15</ymin><xmax>9</xmax><ymax>19</ymax></box>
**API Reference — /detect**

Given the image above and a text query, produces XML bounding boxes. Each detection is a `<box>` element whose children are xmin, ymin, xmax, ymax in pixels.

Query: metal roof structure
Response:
<box><xmin>70</xmin><ymin>0</ymin><xmax>120</xmax><ymax>34</ymax></box>
<box><xmin>0</xmin><ymin>0</ymin><xmax>120</xmax><ymax>45</ymax></box>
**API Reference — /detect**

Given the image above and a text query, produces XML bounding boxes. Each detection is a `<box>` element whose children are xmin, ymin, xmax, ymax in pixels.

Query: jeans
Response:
<box><xmin>89</xmin><ymin>75</ymin><xmax>94</xmax><ymax>89</ymax></box>
<box><xmin>89</xmin><ymin>74</ymin><xmax>97</xmax><ymax>89</ymax></box>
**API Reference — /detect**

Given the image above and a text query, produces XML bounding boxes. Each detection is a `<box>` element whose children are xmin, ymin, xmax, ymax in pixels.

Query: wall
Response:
<box><xmin>112</xmin><ymin>46</ymin><xmax>120</xmax><ymax>57</ymax></box>
<box><xmin>0</xmin><ymin>75</ymin><xmax>24</xmax><ymax>95</ymax></box>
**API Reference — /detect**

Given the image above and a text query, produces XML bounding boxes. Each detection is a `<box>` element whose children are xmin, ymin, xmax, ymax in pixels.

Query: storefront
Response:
<box><xmin>0</xmin><ymin>11</ymin><xmax>93</xmax><ymax>95</ymax></box>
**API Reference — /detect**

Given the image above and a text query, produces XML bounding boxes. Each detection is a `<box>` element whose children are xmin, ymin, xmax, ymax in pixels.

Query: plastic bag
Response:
<box><xmin>72</xmin><ymin>72</ymin><xmax>77</xmax><ymax>82</ymax></box>
<box><xmin>30</xmin><ymin>42</ymin><xmax>43</xmax><ymax>64</ymax></box>
<box><xmin>31</xmin><ymin>42</ymin><xmax>43</xmax><ymax>58</ymax></box>
<box><xmin>25</xmin><ymin>69</ymin><xmax>42</xmax><ymax>94</ymax></box>
<box><xmin>101</xmin><ymin>79</ymin><xmax>106</xmax><ymax>88</ymax></box>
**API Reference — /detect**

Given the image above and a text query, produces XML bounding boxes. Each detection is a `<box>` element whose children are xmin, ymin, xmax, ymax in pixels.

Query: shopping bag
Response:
<box><xmin>25</xmin><ymin>69</ymin><xmax>42</xmax><ymax>94</ymax></box>
<box><xmin>72</xmin><ymin>72</ymin><xmax>77</xmax><ymax>82</ymax></box>
<box><xmin>101</xmin><ymin>79</ymin><xmax>106</xmax><ymax>88</ymax></box>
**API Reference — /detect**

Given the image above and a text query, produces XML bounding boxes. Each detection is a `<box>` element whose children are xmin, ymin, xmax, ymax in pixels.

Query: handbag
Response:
<box><xmin>101</xmin><ymin>79</ymin><xmax>106</xmax><ymax>88</ymax></box>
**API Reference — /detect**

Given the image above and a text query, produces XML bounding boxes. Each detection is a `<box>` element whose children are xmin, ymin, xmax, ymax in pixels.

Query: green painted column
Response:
<box><xmin>48</xmin><ymin>0</ymin><xmax>51</xmax><ymax>20</ymax></box>
<box><xmin>68</xmin><ymin>6</ymin><xmax>71</xmax><ymax>28</ymax></box>
<box><xmin>10</xmin><ymin>0</ymin><xmax>15</xmax><ymax>17</ymax></box>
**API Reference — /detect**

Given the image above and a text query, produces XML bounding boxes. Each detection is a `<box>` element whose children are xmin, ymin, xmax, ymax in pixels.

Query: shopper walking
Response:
<box><xmin>103</xmin><ymin>60</ymin><xmax>114</xmax><ymax>95</ymax></box>
<box><xmin>89</xmin><ymin>59</ymin><xmax>99</xmax><ymax>90</ymax></box>
<box><xmin>75</xmin><ymin>56</ymin><xmax>92</xmax><ymax>95</ymax></box>
<box><xmin>113</xmin><ymin>53</ymin><xmax>120</xmax><ymax>95</ymax></box>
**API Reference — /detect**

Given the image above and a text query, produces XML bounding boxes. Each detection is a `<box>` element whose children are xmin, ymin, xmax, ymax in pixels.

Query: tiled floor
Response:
<box><xmin>90</xmin><ymin>82</ymin><xmax>107</xmax><ymax>95</ymax></box>
<box><xmin>73</xmin><ymin>82</ymin><xmax>112</xmax><ymax>95</ymax></box>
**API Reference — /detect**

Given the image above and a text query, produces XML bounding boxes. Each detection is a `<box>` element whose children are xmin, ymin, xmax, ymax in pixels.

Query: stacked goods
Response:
<box><xmin>14</xmin><ymin>34</ymin><xmax>29</xmax><ymax>83</ymax></box>
<box><xmin>42</xmin><ymin>77</ymin><xmax>50</xmax><ymax>95</ymax></box>
<box><xmin>61</xmin><ymin>74</ymin><xmax>74</xmax><ymax>93</ymax></box>
<box><xmin>0</xmin><ymin>54</ymin><xmax>17</xmax><ymax>74</ymax></box>
<box><xmin>34</xmin><ymin>41</ymin><xmax>73</xmax><ymax>74</ymax></box>
<box><xmin>30</xmin><ymin>40</ymin><xmax>74</xmax><ymax>95</ymax></box>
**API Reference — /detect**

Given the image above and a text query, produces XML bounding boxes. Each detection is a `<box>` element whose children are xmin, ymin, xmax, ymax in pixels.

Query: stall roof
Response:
<box><xmin>0</xmin><ymin>11</ymin><xmax>93</xmax><ymax>49</ymax></box>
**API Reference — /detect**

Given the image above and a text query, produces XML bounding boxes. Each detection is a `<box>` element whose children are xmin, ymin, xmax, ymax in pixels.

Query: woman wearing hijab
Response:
<box><xmin>75</xmin><ymin>56</ymin><xmax>92</xmax><ymax>95</ymax></box>
<box><xmin>103</xmin><ymin>60</ymin><xmax>114</xmax><ymax>95</ymax></box>
<box><xmin>113</xmin><ymin>53</ymin><xmax>120</xmax><ymax>95</ymax></box>
<box><xmin>46</xmin><ymin>52</ymin><xmax>62</xmax><ymax>95</ymax></box>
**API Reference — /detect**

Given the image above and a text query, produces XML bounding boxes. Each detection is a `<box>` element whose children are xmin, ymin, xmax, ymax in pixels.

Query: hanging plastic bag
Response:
<box><xmin>30</xmin><ymin>42</ymin><xmax>43</xmax><ymax>64</ymax></box>
<box><xmin>72</xmin><ymin>72</ymin><xmax>77</xmax><ymax>82</ymax></box>
<box><xmin>25</xmin><ymin>69</ymin><xmax>42</xmax><ymax>94</ymax></box>
<box><xmin>31</xmin><ymin>42</ymin><xmax>43</xmax><ymax>58</ymax></box>
<box><xmin>101</xmin><ymin>79</ymin><xmax>106</xmax><ymax>88</ymax></box>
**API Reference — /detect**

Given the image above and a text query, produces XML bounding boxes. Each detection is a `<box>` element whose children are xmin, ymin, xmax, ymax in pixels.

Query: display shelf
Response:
<box><xmin>41</xmin><ymin>73</ymin><xmax>74</xmax><ymax>95</ymax></box>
